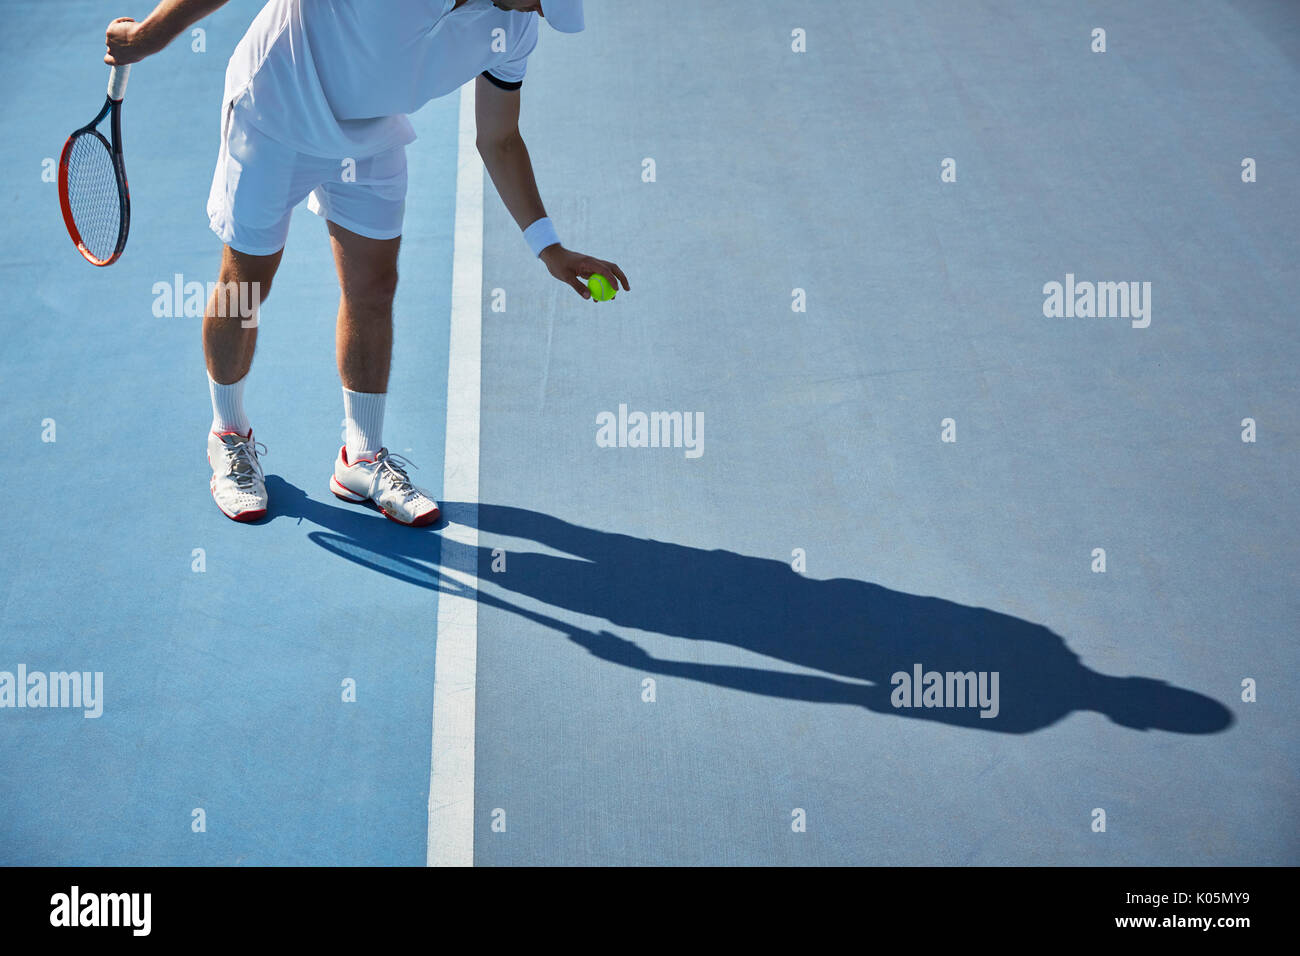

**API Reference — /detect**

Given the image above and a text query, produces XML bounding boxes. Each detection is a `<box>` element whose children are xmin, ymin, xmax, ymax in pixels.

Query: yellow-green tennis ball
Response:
<box><xmin>588</xmin><ymin>273</ymin><xmax>616</xmax><ymax>301</ymax></box>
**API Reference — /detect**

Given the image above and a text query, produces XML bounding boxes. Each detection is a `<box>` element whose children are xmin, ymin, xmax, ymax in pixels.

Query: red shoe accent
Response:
<box><xmin>332</xmin><ymin>450</ymin><xmax>440</xmax><ymax>526</ymax></box>
<box><xmin>333</xmin><ymin>489</ymin><xmax>441</xmax><ymax>526</ymax></box>
<box><xmin>330</xmin><ymin>475</ymin><xmax>367</xmax><ymax>502</ymax></box>
<box><xmin>339</xmin><ymin>445</ymin><xmax>380</xmax><ymax>466</ymax></box>
<box><xmin>375</xmin><ymin>505</ymin><xmax>440</xmax><ymax>527</ymax></box>
<box><xmin>393</xmin><ymin>504</ymin><xmax>440</xmax><ymax>527</ymax></box>
<box><xmin>210</xmin><ymin>485</ymin><xmax>267</xmax><ymax>523</ymax></box>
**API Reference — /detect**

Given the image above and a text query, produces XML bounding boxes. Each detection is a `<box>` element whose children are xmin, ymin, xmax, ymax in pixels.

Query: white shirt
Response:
<box><xmin>224</xmin><ymin>0</ymin><xmax>539</xmax><ymax>158</ymax></box>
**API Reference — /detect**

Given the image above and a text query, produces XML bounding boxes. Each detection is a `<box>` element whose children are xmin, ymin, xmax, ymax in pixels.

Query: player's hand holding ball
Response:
<box><xmin>540</xmin><ymin>245</ymin><xmax>629</xmax><ymax>302</ymax></box>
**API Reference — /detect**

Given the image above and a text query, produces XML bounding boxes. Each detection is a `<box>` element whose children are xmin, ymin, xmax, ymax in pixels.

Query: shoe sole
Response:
<box><xmin>220</xmin><ymin>503</ymin><xmax>267</xmax><ymax>522</ymax></box>
<box><xmin>331</xmin><ymin>475</ymin><xmax>440</xmax><ymax>527</ymax></box>
<box><xmin>210</xmin><ymin>485</ymin><xmax>267</xmax><ymax>522</ymax></box>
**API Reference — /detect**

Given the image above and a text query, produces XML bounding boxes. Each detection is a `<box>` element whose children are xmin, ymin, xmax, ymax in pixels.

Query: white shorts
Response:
<box><xmin>206</xmin><ymin>97</ymin><xmax>407</xmax><ymax>255</ymax></box>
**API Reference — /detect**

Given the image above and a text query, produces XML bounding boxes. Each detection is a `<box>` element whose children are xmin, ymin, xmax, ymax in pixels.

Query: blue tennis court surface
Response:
<box><xmin>2</xmin><ymin>0</ymin><xmax>1296</xmax><ymax>866</ymax></box>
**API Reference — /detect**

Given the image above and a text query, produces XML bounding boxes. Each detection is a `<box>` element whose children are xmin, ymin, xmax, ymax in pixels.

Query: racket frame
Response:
<box><xmin>58</xmin><ymin>66</ymin><xmax>131</xmax><ymax>267</ymax></box>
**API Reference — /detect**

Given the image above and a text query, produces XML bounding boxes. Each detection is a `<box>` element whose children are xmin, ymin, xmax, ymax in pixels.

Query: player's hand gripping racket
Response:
<box><xmin>58</xmin><ymin>65</ymin><xmax>131</xmax><ymax>266</ymax></box>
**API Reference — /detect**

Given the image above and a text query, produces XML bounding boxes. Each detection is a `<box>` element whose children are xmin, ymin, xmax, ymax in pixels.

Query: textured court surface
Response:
<box><xmin>1</xmin><ymin>1</ymin><xmax>1297</xmax><ymax>866</ymax></box>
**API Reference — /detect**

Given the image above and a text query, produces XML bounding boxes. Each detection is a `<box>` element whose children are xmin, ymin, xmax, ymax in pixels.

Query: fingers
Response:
<box><xmin>580</xmin><ymin>260</ymin><xmax>630</xmax><ymax>293</ymax></box>
<box><xmin>606</xmin><ymin>262</ymin><xmax>630</xmax><ymax>291</ymax></box>
<box><xmin>105</xmin><ymin>16</ymin><xmax>135</xmax><ymax>42</ymax></box>
<box><xmin>105</xmin><ymin>17</ymin><xmax>137</xmax><ymax>66</ymax></box>
<box><xmin>565</xmin><ymin>274</ymin><xmax>592</xmax><ymax>300</ymax></box>
<box><xmin>554</xmin><ymin>251</ymin><xmax>628</xmax><ymax>300</ymax></box>
<box><xmin>583</xmin><ymin>258</ymin><xmax>629</xmax><ymax>293</ymax></box>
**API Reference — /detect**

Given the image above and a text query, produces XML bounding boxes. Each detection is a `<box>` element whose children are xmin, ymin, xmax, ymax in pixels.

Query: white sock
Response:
<box><xmin>209</xmin><ymin>372</ymin><xmax>251</xmax><ymax>435</ymax></box>
<box><xmin>343</xmin><ymin>388</ymin><xmax>386</xmax><ymax>461</ymax></box>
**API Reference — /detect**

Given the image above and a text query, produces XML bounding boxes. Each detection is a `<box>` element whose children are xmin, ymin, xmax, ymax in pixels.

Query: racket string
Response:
<box><xmin>65</xmin><ymin>133</ymin><xmax>123</xmax><ymax>261</ymax></box>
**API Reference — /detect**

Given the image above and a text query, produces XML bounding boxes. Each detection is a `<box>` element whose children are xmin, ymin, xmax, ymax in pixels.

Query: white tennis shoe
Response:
<box><xmin>330</xmin><ymin>446</ymin><xmax>440</xmax><ymax>526</ymax></box>
<box><xmin>207</xmin><ymin>429</ymin><xmax>268</xmax><ymax>522</ymax></box>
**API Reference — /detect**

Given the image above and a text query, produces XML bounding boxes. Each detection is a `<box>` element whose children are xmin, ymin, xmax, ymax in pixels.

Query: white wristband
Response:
<box><xmin>523</xmin><ymin>217</ymin><xmax>560</xmax><ymax>258</ymax></box>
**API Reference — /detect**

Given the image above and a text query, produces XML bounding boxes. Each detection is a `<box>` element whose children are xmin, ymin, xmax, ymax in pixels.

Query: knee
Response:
<box><xmin>219</xmin><ymin>270</ymin><xmax>273</xmax><ymax>306</ymax></box>
<box><xmin>343</xmin><ymin>266</ymin><xmax>399</xmax><ymax>311</ymax></box>
<box><xmin>218</xmin><ymin>245</ymin><xmax>281</xmax><ymax>312</ymax></box>
<box><xmin>210</xmin><ymin>267</ymin><xmax>273</xmax><ymax>321</ymax></box>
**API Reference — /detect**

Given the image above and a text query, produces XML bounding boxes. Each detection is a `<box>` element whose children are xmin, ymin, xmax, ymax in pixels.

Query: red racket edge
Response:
<box><xmin>57</xmin><ymin>124</ymin><xmax>129</xmax><ymax>268</ymax></box>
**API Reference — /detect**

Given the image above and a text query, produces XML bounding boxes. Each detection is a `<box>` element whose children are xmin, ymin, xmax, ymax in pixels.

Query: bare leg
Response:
<box><xmin>203</xmin><ymin>244</ymin><xmax>283</xmax><ymax>522</ymax></box>
<box><xmin>325</xmin><ymin>223</ymin><xmax>439</xmax><ymax>525</ymax></box>
<box><xmin>203</xmin><ymin>244</ymin><xmax>284</xmax><ymax>384</ymax></box>
<box><xmin>328</xmin><ymin>222</ymin><xmax>401</xmax><ymax>392</ymax></box>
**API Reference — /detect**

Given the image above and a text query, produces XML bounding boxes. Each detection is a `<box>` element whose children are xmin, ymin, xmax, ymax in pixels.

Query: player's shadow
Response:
<box><xmin>265</xmin><ymin>477</ymin><xmax>1233</xmax><ymax>735</ymax></box>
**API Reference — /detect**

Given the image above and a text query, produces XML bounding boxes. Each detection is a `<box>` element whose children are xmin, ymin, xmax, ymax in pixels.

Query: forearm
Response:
<box><xmin>477</xmin><ymin>127</ymin><xmax>629</xmax><ymax>299</ymax></box>
<box><xmin>478</xmin><ymin>133</ymin><xmax>549</xmax><ymax>236</ymax></box>
<box><xmin>133</xmin><ymin>0</ymin><xmax>229</xmax><ymax>56</ymax></box>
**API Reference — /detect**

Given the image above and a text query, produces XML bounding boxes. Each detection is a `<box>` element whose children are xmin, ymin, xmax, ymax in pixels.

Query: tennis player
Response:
<box><xmin>104</xmin><ymin>0</ymin><xmax>628</xmax><ymax>524</ymax></box>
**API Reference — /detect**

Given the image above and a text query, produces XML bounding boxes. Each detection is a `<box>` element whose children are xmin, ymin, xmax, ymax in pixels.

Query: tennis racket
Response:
<box><xmin>58</xmin><ymin>65</ymin><xmax>131</xmax><ymax>267</ymax></box>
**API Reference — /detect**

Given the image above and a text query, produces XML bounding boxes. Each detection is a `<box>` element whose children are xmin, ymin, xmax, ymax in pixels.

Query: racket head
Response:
<box><xmin>58</xmin><ymin>122</ymin><xmax>130</xmax><ymax>267</ymax></box>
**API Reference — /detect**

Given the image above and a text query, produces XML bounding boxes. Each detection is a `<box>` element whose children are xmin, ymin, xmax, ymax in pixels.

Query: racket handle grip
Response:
<box><xmin>107</xmin><ymin>64</ymin><xmax>130</xmax><ymax>102</ymax></box>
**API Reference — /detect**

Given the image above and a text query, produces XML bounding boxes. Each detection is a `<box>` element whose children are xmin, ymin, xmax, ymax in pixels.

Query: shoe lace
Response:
<box><xmin>226</xmin><ymin>438</ymin><xmax>267</xmax><ymax>492</ymax></box>
<box><xmin>373</xmin><ymin>449</ymin><xmax>421</xmax><ymax>503</ymax></box>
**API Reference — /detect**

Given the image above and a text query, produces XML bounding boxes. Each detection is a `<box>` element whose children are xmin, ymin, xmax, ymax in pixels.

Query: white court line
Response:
<box><xmin>427</xmin><ymin>81</ymin><xmax>482</xmax><ymax>867</ymax></box>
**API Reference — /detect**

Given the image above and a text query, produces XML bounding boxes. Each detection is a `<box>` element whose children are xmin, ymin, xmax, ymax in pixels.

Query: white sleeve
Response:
<box><xmin>482</xmin><ymin>16</ymin><xmax>539</xmax><ymax>89</ymax></box>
